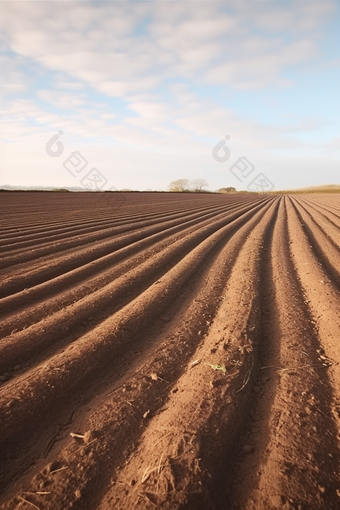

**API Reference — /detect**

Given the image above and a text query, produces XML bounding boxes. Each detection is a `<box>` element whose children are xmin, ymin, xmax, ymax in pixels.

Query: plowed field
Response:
<box><xmin>1</xmin><ymin>191</ymin><xmax>340</xmax><ymax>510</ymax></box>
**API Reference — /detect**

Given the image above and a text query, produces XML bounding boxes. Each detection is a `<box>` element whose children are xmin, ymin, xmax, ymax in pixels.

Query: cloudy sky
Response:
<box><xmin>0</xmin><ymin>0</ymin><xmax>339</xmax><ymax>191</ymax></box>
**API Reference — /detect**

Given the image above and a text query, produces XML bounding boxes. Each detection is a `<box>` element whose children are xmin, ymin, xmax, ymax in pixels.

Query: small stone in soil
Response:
<box><xmin>0</xmin><ymin>375</ymin><xmax>8</xmax><ymax>382</ymax></box>
<box><xmin>242</xmin><ymin>445</ymin><xmax>254</xmax><ymax>454</ymax></box>
<box><xmin>13</xmin><ymin>365</ymin><xmax>21</xmax><ymax>371</ymax></box>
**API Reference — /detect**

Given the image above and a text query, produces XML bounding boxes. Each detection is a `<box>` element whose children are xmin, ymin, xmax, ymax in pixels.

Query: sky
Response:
<box><xmin>0</xmin><ymin>0</ymin><xmax>339</xmax><ymax>192</ymax></box>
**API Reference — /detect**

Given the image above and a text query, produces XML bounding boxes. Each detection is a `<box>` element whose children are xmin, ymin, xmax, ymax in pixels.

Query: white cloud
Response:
<box><xmin>205</xmin><ymin>38</ymin><xmax>317</xmax><ymax>89</ymax></box>
<box><xmin>0</xmin><ymin>1</ymin><xmax>334</xmax><ymax>97</ymax></box>
<box><xmin>55</xmin><ymin>80</ymin><xmax>85</xmax><ymax>90</ymax></box>
<box><xmin>0</xmin><ymin>54</ymin><xmax>28</xmax><ymax>97</ymax></box>
<box><xmin>127</xmin><ymin>101</ymin><xmax>172</xmax><ymax>120</ymax></box>
<box><xmin>252</xmin><ymin>1</ymin><xmax>336</xmax><ymax>33</ymax></box>
<box><xmin>0</xmin><ymin>1</ymin><xmax>338</xmax><ymax>190</ymax></box>
<box><xmin>97</xmin><ymin>76</ymin><xmax>160</xmax><ymax>98</ymax></box>
<box><xmin>38</xmin><ymin>90</ymin><xmax>86</xmax><ymax>110</ymax></box>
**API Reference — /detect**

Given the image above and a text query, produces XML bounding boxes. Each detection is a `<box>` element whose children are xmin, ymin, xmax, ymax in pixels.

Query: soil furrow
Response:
<box><xmin>297</xmin><ymin>196</ymin><xmax>340</xmax><ymax>231</ymax></box>
<box><xmin>0</xmin><ymin>200</ymin><xmax>274</xmax><ymax>453</ymax></box>
<box><xmin>0</xmin><ymin>191</ymin><xmax>257</xmax><ymax>230</ymax></box>
<box><xmin>285</xmin><ymin>196</ymin><xmax>340</xmax><ymax>410</ymax></box>
<box><xmin>0</xmin><ymin>196</ymin><xmax>277</xmax><ymax>508</ymax></box>
<box><xmin>288</xmin><ymin>197</ymin><xmax>340</xmax><ymax>288</ymax></box>
<box><xmin>229</xmin><ymin>196</ymin><xmax>340</xmax><ymax>509</ymax></box>
<box><xmin>0</xmin><ymin>201</ymin><xmax>234</xmax><ymax>252</ymax></box>
<box><xmin>293</xmin><ymin>196</ymin><xmax>340</xmax><ymax>250</ymax></box>
<box><xmin>2</xmin><ymin>192</ymin><xmax>340</xmax><ymax>510</ymax></box>
<box><xmin>303</xmin><ymin>195</ymin><xmax>340</xmax><ymax>217</ymax></box>
<box><xmin>0</xmin><ymin>203</ymin><xmax>235</xmax><ymax>268</ymax></box>
<box><xmin>0</xmin><ymin>199</ymin><xmax>268</xmax><ymax>298</ymax></box>
<box><xmin>0</xmin><ymin>209</ymin><xmax>231</xmax><ymax>328</ymax></box>
<box><xmin>90</xmin><ymin>198</ymin><xmax>279</xmax><ymax>510</ymax></box>
<box><xmin>0</xmin><ymin>201</ymin><xmax>269</xmax><ymax>375</ymax></box>
<box><xmin>0</xmin><ymin>199</ymin><xmax>265</xmax><ymax>308</ymax></box>
<box><xmin>0</xmin><ymin>197</ymin><xmax>276</xmax><ymax>498</ymax></box>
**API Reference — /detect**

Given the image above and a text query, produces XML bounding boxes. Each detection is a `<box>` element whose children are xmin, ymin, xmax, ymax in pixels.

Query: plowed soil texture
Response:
<box><xmin>1</xmin><ymin>191</ymin><xmax>340</xmax><ymax>510</ymax></box>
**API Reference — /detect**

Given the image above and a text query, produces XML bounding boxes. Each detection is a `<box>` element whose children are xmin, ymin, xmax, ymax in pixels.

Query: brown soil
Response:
<box><xmin>1</xmin><ymin>191</ymin><xmax>340</xmax><ymax>510</ymax></box>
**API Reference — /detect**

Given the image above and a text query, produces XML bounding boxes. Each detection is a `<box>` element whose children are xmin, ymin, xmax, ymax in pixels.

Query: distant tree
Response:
<box><xmin>168</xmin><ymin>179</ymin><xmax>190</xmax><ymax>192</ymax></box>
<box><xmin>190</xmin><ymin>178</ymin><xmax>208</xmax><ymax>192</ymax></box>
<box><xmin>218</xmin><ymin>187</ymin><xmax>237</xmax><ymax>193</ymax></box>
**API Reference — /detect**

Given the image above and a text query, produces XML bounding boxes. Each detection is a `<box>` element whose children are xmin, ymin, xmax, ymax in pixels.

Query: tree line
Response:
<box><xmin>168</xmin><ymin>179</ymin><xmax>236</xmax><ymax>193</ymax></box>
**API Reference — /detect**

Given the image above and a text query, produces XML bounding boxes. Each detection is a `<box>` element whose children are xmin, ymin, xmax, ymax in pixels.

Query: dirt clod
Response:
<box><xmin>242</xmin><ymin>445</ymin><xmax>254</xmax><ymax>454</ymax></box>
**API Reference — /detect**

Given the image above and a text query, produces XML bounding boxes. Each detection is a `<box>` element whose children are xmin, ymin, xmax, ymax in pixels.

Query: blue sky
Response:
<box><xmin>0</xmin><ymin>0</ymin><xmax>339</xmax><ymax>191</ymax></box>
